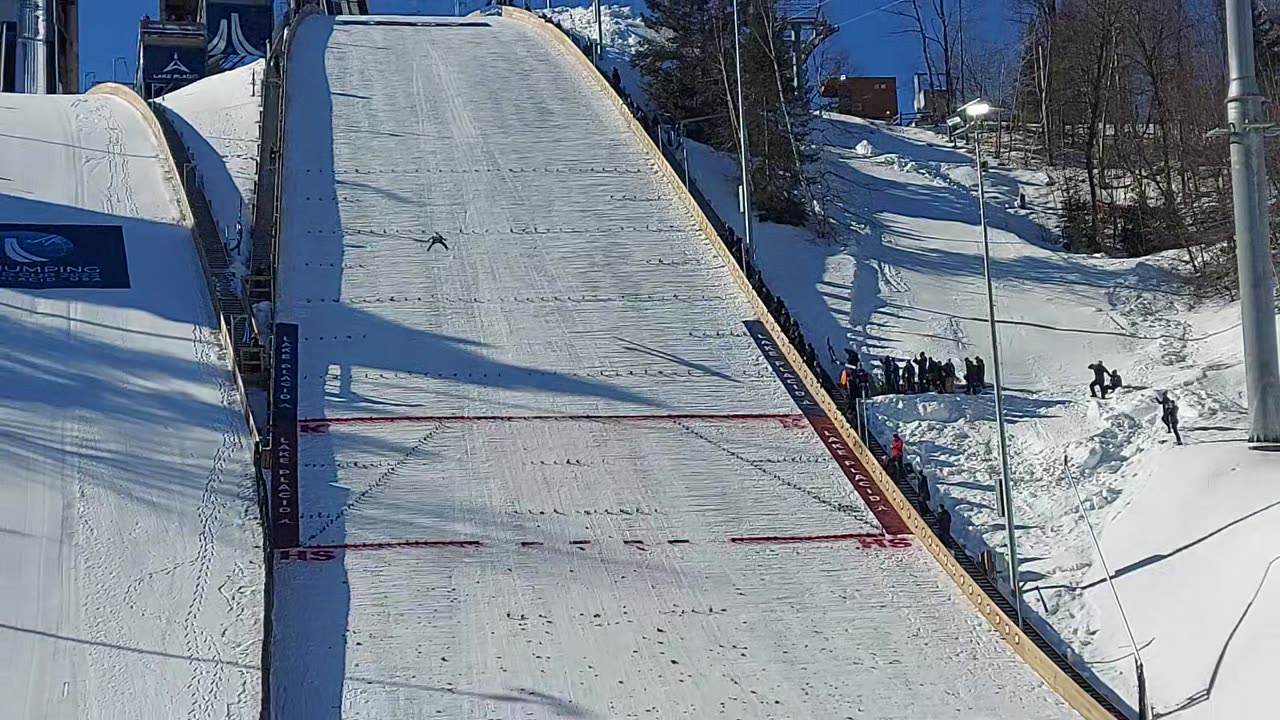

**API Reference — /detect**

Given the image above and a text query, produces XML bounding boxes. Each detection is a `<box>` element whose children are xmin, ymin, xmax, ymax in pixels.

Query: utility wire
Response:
<box><xmin>830</xmin><ymin>0</ymin><xmax>912</xmax><ymax>30</ymax></box>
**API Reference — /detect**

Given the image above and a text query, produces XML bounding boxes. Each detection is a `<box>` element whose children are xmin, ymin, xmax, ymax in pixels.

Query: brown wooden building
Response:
<box><xmin>820</xmin><ymin>76</ymin><xmax>898</xmax><ymax>121</ymax></box>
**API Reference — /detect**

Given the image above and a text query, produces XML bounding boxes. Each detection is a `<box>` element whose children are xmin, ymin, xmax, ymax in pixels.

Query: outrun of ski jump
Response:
<box><xmin>2</xmin><ymin>0</ymin><xmax>1278</xmax><ymax>717</ymax></box>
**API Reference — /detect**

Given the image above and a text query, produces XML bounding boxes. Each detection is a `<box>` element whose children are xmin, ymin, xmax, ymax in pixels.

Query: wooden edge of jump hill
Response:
<box><xmin>88</xmin><ymin>83</ymin><xmax>196</xmax><ymax>231</ymax></box>
<box><xmin>498</xmin><ymin>7</ymin><xmax>1120</xmax><ymax>719</ymax></box>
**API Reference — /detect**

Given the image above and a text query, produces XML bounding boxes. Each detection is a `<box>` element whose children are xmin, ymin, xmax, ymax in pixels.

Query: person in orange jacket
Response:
<box><xmin>889</xmin><ymin>433</ymin><xmax>905</xmax><ymax>480</ymax></box>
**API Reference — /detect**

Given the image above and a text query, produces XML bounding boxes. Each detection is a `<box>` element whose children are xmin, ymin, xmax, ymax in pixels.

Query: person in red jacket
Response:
<box><xmin>889</xmin><ymin>433</ymin><xmax>905</xmax><ymax>480</ymax></box>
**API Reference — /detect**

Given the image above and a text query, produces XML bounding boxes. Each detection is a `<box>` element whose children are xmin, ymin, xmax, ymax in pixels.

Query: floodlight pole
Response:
<box><xmin>731</xmin><ymin>0</ymin><xmax>754</xmax><ymax>267</ymax></box>
<box><xmin>968</xmin><ymin>104</ymin><xmax>1021</xmax><ymax>627</ymax></box>
<box><xmin>1223</xmin><ymin>0</ymin><xmax>1280</xmax><ymax>444</ymax></box>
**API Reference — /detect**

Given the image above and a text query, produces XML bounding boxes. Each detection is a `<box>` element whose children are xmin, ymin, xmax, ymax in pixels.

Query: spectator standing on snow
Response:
<box><xmin>936</xmin><ymin>504</ymin><xmax>953</xmax><ymax>552</ymax></box>
<box><xmin>915</xmin><ymin>352</ymin><xmax>929</xmax><ymax>386</ymax></box>
<box><xmin>963</xmin><ymin>358</ymin><xmax>976</xmax><ymax>394</ymax></box>
<box><xmin>942</xmin><ymin>359</ymin><xmax>957</xmax><ymax>394</ymax></box>
<box><xmin>903</xmin><ymin>359</ymin><xmax>917</xmax><ymax>394</ymax></box>
<box><xmin>929</xmin><ymin>359</ymin><xmax>943</xmax><ymax>393</ymax></box>
<box><xmin>1088</xmin><ymin>361</ymin><xmax>1112</xmax><ymax>399</ymax></box>
<box><xmin>889</xmin><ymin>433</ymin><xmax>905</xmax><ymax>480</ymax></box>
<box><xmin>839</xmin><ymin>362</ymin><xmax>857</xmax><ymax>413</ymax></box>
<box><xmin>974</xmin><ymin>356</ymin><xmax>986</xmax><ymax>393</ymax></box>
<box><xmin>883</xmin><ymin>356</ymin><xmax>899</xmax><ymax>394</ymax></box>
<box><xmin>1156</xmin><ymin>392</ymin><xmax>1183</xmax><ymax>445</ymax></box>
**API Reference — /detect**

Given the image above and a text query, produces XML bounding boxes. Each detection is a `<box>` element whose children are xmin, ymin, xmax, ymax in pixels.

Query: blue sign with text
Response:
<box><xmin>0</xmin><ymin>224</ymin><xmax>130</xmax><ymax>289</ymax></box>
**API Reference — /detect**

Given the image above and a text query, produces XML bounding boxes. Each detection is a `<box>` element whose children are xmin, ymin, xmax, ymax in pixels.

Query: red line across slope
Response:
<box><xmin>299</xmin><ymin>412</ymin><xmax>809</xmax><ymax>432</ymax></box>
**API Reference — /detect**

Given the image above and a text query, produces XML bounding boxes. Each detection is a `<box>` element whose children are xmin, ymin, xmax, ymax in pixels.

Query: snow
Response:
<box><xmin>540</xmin><ymin>4</ymin><xmax>656</xmax><ymax>113</ymax></box>
<box><xmin>158</xmin><ymin>60</ymin><xmax>266</xmax><ymax>270</ymax></box>
<box><xmin>0</xmin><ymin>92</ymin><xmax>261</xmax><ymax>718</ymax></box>
<box><xmin>821</xmin><ymin>116</ymin><xmax>1280</xmax><ymax>717</ymax></box>
<box><xmin>270</xmin><ymin>13</ymin><xmax>1076</xmax><ymax>718</ymax></box>
<box><xmin>675</xmin><ymin>102</ymin><xmax>1280</xmax><ymax>716</ymax></box>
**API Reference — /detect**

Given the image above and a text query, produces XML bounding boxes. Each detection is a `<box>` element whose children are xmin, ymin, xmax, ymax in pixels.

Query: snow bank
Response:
<box><xmin>540</xmin><ymin>4</ymin><xmax>657</xmax><ymax>112</ymax></box>
<box><xmin>824</xmin><ymin>115</ymin><xmax>1280</xmax><ymax>717</ymax></box>
<box><xmin>158</xmin><ymin>60</ymin><xmax>265</xmax><ymax>270</ymax></box>
<box><xmin>0</xmin><ymin>92</ymin><xmax>261</xmax><ymax>719</ymax></box>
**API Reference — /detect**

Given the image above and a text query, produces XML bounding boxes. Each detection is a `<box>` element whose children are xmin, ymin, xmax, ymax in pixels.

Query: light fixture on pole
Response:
<box><xmin>731</xmin><ymin>0</ymin><xmax>754</xmax><ymax>268</ymax></box>
<box><xmin>951</xmin><ymin>97</ymin><xmax>1021</xmax><ymax>628</ymax></box>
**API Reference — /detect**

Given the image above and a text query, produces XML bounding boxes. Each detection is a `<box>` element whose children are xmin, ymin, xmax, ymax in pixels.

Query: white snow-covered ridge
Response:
<box><xmin>159</xmin><ymin>61</ymin><xmax>266</xmax><ymax>272</ymax></box>
<box><xmin>0</xmin><ymin>88</ymin><xmax>263</xmax><ymax>718</ymax></box>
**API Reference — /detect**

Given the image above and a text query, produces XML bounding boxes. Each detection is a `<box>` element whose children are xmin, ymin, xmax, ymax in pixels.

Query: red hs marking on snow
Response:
<box><xmin>277</xmin><ymin>533</ymin><xmax>914</xmax><ymax>561</ymax></box>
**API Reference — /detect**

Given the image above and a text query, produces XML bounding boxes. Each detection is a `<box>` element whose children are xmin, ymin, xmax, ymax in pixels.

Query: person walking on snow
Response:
<box><xmin>1156</xmin><ymin>392</ymin><xmax>1183</xmax><ymax>445</ymax></box>
<box><xmin>425</xmin><ymin>232</ymin><xmax>450</xmax><ymax>252</ymax></box>
<box><xmin>1088</xmin><ymin>361</ymin><xmax>1112</xmax><ymax>399</ymax></box>
<box><xmin>889</xmin><ymin>433</ymin><xmax>905</xmax><ymax>480</ymax></box>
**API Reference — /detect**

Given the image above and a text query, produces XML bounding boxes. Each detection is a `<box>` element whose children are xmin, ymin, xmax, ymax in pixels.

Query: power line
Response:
<box><xmin>830</xmin><ymin>0</ymin><xmax>912</xmax><ymax>30</ymax></box>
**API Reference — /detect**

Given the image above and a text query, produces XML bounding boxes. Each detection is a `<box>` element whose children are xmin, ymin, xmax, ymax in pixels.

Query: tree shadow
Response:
<box><xmin>1081</xmin><ymin>499</ymin><xmax>1280</xmax><ymax>590</ymax></box>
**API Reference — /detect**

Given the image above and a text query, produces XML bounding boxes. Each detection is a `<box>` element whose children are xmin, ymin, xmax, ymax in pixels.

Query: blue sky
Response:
<box><xmin>79</xmin><ymin>0</ymin><xmax>1016</xmax><ymax>104</ymax></box>
<box><xmin>79</xmin><ymin>0</ymin><xmax>158</xmax><ymax>87</ymax></box>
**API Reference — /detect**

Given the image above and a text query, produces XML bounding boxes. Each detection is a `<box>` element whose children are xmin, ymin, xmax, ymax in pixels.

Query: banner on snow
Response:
<box><xmin>0</xmin><ymin>224</ymin><xmax>130</xmax><ymax>289</ymax></box>
<box><xmin>271</xmin><ymin>322</ymin><xmax>300</xmax><ymax>549</ymax></box>
<box><xmin>206</xmin><ymin>1</ymin><xmax>273</xmax><ymax>73</ymax></box>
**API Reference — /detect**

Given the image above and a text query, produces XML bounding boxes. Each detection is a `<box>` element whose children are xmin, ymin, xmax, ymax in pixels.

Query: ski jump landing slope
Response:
<box><xmin>273</xmin><ymin>14</ymin><xmax>1076</xmax><ymax>718</ymax></box>
<box><xmin>0</xmin><ymin>92</ymin><xmax>261</xmax><ymax>717</ymax></box>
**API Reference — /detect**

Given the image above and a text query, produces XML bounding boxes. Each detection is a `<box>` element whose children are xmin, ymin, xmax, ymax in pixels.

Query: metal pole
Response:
<box><xmin>731</xmin><ymin>0</ymin><xmax>754</xmax><ymax>265</ymax></box>
<box><xmin>681</xmin><ymin>125</ymin><xmax>690</xmax><ymax>189</ymax></box>
<box><xmin>594</xmin><ymin>0</ymin><xmax>603</xmax><ymax>65</ymax></box>
<box><xmin>1224</xmin><ymin>0</ymin><xmax>1280</xmax><ymax>444</ymax></box>
<box><xmin>1063</xmin><ymin>454</ymin><xmax>1148</xmax><ymax>720</ymax></box>
<box><xmin>974</xmin><ymin>120</ymin><xmax>1021</xmax><ymax>626</ymax></box>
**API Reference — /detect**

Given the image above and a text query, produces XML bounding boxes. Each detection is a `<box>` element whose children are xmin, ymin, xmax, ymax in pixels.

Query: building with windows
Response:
<box><xmin>820</xmin><ymin>76</ymin><xmax>898</xmax><ymax>121</ymax></box>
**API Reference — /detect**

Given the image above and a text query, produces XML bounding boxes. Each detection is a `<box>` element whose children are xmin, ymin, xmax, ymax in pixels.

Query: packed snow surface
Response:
<box><xmin>0</xmin><ymin>93</ymin><xmax>261</xmax><ymax>718</ymax></box>
<box><xmin>158</xmin><ymin>60</ymin><xmax>265</xmax><ymax>271</ymax></box>
<box><xmin>678</xmin><ymin>100</ymin><xmax>1280</xmax><ymax>716</ymax></box>
<box><xmin>270</xmin><ymin>13</ymin><xmax>1078</xmax><ymax>719</ymax></box>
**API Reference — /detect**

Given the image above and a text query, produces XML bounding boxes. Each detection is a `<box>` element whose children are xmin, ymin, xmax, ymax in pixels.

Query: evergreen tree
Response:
<box><xmin>1061</xmin><ymin>182</ymin><xmax>1095</xmax><ymax>253</ymax></box>
<box><xmin>635</xmin><ymin>0</ymin><xmax>826</xmax><ymax>226</ymax></box>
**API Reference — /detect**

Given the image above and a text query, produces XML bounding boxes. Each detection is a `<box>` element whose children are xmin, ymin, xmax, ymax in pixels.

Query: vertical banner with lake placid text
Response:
<box><xmin>744</xmin><ymin>320</ymin><xmax>910</xmax><ymax>535</ymax></box>
<box><xmin>271</xmin><ymin>323</ymin><xmax>300</xmax><ymax>548</ymax></box>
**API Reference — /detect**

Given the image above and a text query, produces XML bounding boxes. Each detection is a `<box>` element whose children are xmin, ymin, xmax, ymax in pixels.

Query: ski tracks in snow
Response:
<box><xmin>181</xmin><ymin>323</ymin><xmax>254</xmax><ymax>719</ymax></box>
<box><xmin>305</xmin><ymin>423</ymin><xmax>448</xmax><ymax>544</ymax></box>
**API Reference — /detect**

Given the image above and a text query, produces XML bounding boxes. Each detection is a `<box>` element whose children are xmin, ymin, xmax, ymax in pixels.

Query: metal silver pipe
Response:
<box><xmin>1224</xmin><ymin>0</ymin><xmax>1280</xmax><ymax>444</ymax></box>
<box><xmin>973</xmin><ymin>120</ymin><xmax>1021</xmax><ymax>626</ymax></box>
<box><xmin>731</xmin><ymin>0</ymin><xmax>754</xmax><ymax>265</ymax></box>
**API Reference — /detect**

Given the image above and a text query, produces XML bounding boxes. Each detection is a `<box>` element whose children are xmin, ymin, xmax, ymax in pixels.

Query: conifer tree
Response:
<box><xmin>635</xmin><ymin>0</ymin><xmax>826</xmax><ymax>226</ymax></box>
